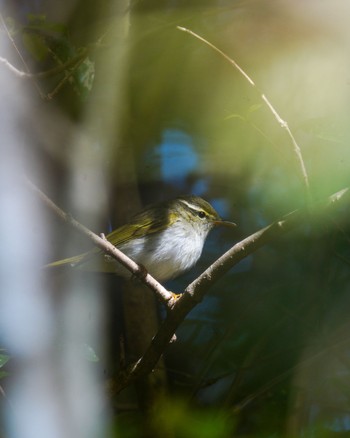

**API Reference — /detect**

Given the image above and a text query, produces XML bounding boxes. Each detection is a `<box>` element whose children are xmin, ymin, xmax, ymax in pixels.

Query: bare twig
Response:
<box><xmin>177</xmin><ymin>26</ymin><xmax>311</xmax><ymax>206</ymax></box>
<box><xmin>0</xmin><ymin>56</ymin><xmax>29</xmax><ymax>77</ymax></box>
<box><xmin>0</xmin><ymin>49</ymin><xmax>89</xmax><ymax>80</ymax></box>
<box><xmin>25</xmin><ymin>179</ymin><xmax>175</xmax><ymax>306</ymax></box>
<box><xmin>0</xmin><ymin>13</ymin><xmax>45</xmax><ymax>98</ymax></box>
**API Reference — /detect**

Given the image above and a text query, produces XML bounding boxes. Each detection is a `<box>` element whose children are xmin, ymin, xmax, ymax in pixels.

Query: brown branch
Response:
<box><xmin>25</xmin><ymin>179</ymin><xmax>175</xmax><ymax>306</ymax></box>
<box><xmin>177</xmin><ymin>26</ymin><xmax>311</xmax><ymax>206</ymax></box>
<box><xmin>112</xmin><ymin>187</ymin><xmax>350</xmax><ymax>393</ymax></box>
<box><xmin>27</xmin><ymin>178</ymin><xmax>350</xmax><ymax>392</ymax></box>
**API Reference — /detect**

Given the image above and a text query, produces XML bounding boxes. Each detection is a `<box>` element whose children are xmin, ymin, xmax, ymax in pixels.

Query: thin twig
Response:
<box><xmin>0</xmin><ymin>56</ymin><xmax>29</xmax><ymax>77</ymax></box>
<box><xmin>0</xmin><ymin>49</ymin><xmax>89</xmax><ymax>80</ymax></box>
<box><xmin>177</xmin><ymin>26</ymin><xmax>311</xmax><ymax>206</ymax></box>
<box><xmin>0</xmin><ymin>13</ymin><xmax>45</xmax><ymax>98</ymax></box>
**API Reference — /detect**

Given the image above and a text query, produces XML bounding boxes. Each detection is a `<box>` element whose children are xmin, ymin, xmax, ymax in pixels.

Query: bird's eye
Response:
<box><xmin>197</xmin><ymin>211</ymin><xmax>206</xmax><ymax>219</ymax></box>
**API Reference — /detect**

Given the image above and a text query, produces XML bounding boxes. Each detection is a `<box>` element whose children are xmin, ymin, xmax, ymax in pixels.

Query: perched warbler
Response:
<box><xmin>46</xmin><ymin>196</ymin><xmax>236</xmax><ymax>281</ymax></box>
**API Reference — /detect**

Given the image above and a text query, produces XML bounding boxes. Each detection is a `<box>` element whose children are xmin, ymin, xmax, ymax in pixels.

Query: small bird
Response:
<box><xmin>46</xmin><ymin>196</ymin><xmax>236</xmax><ymax>282</ymax></box>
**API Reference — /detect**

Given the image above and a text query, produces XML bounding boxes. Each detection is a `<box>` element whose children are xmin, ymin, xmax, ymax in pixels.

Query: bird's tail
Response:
<box><xmin>45</xmin><ymin>251</ymin><xmax>93</xmax><ymax>269</ymax></box>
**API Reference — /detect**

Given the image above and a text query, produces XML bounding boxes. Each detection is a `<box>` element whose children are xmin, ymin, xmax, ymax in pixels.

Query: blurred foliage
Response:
<box><xmin>0</xmin><ymin>352</ymin><xmax>10</xmax><ymax>380</ymax></box>
<box><xmin>6</xmin><ymin>13</ymin><xmax>94</xmax><ymax>99</ymax></box>
<box><xmin>2</xmin><ymin>0</ymin><xmax>350</xmax><ymax>436</ymax></box>
<box><xmin>114</xmin><ymin>398</ymin><xmax>233</xmax><ymax>438</ymax></box>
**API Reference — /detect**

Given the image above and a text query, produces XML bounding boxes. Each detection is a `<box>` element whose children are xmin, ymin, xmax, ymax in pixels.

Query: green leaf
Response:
<box><xmin>72</xmin><ymin>57</ymin><xmax>95</xmax><ymax>99</ymax></box>
<box><xmin>0</xmin><ymin>354</ymin><xmax>10</xmax><ymax>368</ymax></box>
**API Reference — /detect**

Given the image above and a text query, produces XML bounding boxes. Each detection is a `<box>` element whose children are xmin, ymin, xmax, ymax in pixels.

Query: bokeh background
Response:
<box><xmin>1</xmin><ymin>1</ymin><xmax>350</xmax><ymax>437</ymax></box>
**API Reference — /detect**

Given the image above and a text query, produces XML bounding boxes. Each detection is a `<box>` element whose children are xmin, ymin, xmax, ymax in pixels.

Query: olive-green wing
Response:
<box><xmin>106</xmin><ymin>208</ymin><xmax>177</xmax><ymax>246</ymax></box>
<box><xmin>45</xmin><ymin>214</ymin><xmax>161</xmax><ymax>270</ymax></box>
<box><xmin>45</xmin><ymin>206</ymin><xmax>176</xmax><ymax>271</ymax></box>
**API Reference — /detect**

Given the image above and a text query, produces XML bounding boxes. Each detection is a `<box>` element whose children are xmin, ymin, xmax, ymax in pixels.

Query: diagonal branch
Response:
<box><xmin>27</xmin><ymin>178</ymin><xmax>350</xmax><ymax>392</ymax></box>
<box><xmin>113</xmin><ymin>187</ymin><xmax>349</xmax><ymax>393</ymax></box>
<box><xmin>25</xmin><ymin>179</ymin><xmax>175</xmax><ymax>306</ymax></box>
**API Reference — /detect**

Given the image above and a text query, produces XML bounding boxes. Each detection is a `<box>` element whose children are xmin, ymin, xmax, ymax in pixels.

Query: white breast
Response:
<box><xmin>115</xmin><ymin>221</ymin><xmax>208</xmax><ymax>281</ymax></box>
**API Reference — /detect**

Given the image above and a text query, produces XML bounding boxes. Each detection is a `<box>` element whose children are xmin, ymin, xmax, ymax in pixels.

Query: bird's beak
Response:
<box><xmin>213</xmin><ymin>220</ymin><xmax>237</xmax><ymax>228</ymax></box>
